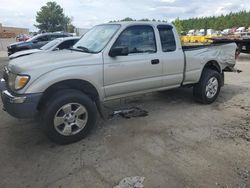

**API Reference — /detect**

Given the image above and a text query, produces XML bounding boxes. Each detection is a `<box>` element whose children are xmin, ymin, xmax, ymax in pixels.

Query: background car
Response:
<box><xmin>7</xmin><ymin>32</ymin><xmax>71</xmax><ymax>56</ymax></box>
<box><xmin>9</xmin><ymin>37</ymin><xmax>80</xmax><ymax>59</ymax></box>
<box><xmin>16</xmin><ymin>34</ymin><xmax>31</xmax><ymax>42</ymax></box>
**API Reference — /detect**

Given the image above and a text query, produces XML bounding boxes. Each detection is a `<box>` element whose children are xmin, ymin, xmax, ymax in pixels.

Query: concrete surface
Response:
<box><xmin>0</xmin><ymin>54</ymin><xmax>250</xmax><ymax>188</ymax></box>
<box><xmin>0</xmin><ymin>38</ymin><xmax>15</xmax><ymax>51</ymax></box>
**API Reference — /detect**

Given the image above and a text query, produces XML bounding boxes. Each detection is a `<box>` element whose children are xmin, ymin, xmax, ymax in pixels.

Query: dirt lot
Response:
<box><xmin>0</xmin><ymin>53</ymin><xmax>250</xmax><ymax>188</ymax></box>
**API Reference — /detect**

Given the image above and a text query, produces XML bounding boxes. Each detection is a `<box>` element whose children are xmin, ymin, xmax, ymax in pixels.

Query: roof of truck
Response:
<box><xmin>55</xmin><ymin>36</ymin><xmax>80</xmax><ymax>41</ymax></box>
<box><xmin>102</xmin><ymin>21</ymin><xmax>173</xmax><ymax>27</ymax></box>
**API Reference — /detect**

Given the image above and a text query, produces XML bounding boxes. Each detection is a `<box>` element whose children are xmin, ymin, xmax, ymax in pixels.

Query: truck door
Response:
<box><xmin>103</xmin><ymin>25</ymin><xmax>163</xmax><ymax>98</ymax></box>
<box><xmin>157</xmin><ymin>25</ymin><xmax>184</xmax><ymax>86</ymax></box>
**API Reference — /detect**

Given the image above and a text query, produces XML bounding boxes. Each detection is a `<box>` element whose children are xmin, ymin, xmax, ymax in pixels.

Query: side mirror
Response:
<box><xmin>109</xmin><ymin>47</ymin><xmax>129</xmax><ymax>57</ymax></box>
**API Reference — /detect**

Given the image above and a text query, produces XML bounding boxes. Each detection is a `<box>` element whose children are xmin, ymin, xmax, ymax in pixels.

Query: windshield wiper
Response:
<box><xmin>68</xmin><ymin>46</ymin><xmax>95</xmax><ymax>53</ymax></box>
<box><xmin>77</xmin><ymin>46</ymin><xmax>89</xmax><ymax>52</ymax></box>
<box><xmin>76</xmin><ymin>46</ymin><xmax>95</xmax><ymax>53</ymax></box>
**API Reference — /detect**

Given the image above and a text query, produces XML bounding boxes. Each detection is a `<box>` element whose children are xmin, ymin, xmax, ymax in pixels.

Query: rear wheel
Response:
<box><xmin>41</xmin><ymin>89</ymin><xmax>97</xmax><ymax>144</ymax></box>
<box><xmin>193</xmin><ymin>69</ymin><xmax>222</xmax><ymax>104</ymax></box>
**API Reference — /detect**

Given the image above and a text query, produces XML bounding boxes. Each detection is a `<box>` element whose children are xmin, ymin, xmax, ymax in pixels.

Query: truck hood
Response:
<box><xmin>8</xmin><ymin>49</ymin><xmax>99</xmax><ymax>74</ymax></box>
<box><xmin>9</xmin><ymin>41</ymin><xmax>26</xmax><ymax>47</ymax></box>
<box><xmin>9</xmin><ymin>49</ymin><xmax>42</xmax><ymax>59</ymax></box>
<box><xmin>9</xmin><ymin>41</ymin><xmax>32</xmax><ymax>48</ymax></box>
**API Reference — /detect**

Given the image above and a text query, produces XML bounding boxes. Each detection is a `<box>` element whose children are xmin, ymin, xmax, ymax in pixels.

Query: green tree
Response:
<box><xmin>172</xmin><ymin>17</ymin><xmax>183</xmax><ymax>34</ymax></box>
<box><xmin>109</xmin><ymin>18</ymin><xmax>168</xmax><ymax>23</ymax></box>
<box><xmin>35</xmin><ymin>1</ymin><xmax>74</xmax><ymax>32</ymax></box>
<box><xmin>121</xmin><ymin>17</ymin><xmax>135</xmax><ymax>22</ymax></box>
<box><xmin>177</xmin><ymin>10</ymin><xmax>250</xmax><ymax>31</ymax></box>
<box><xmin>139</xmin><ymin>18</ymin><xmax>150</xmax><ymax>21</ymax></box>
<box><xmin>64</xmin><ymin>17</ymin><xmax>75</xmax><ymax>33</ymax></box>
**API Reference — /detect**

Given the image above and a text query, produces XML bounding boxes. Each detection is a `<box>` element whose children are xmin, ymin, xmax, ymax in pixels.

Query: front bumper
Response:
<box><xmin>7</xmin><ymin>47</ymin><xmax>15</xmax><ymax>56</ymax></box>
<box><xmin>0</xmin><ymin>78</ymin><xmax>42</xmax><ymax>119</ymax></box>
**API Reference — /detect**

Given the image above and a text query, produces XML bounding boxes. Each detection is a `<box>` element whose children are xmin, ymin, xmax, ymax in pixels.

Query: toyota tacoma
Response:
<box><xmin>0</xmin><ymin>22</ymin><xmax>237</xmax><ymax>144</ymax></box>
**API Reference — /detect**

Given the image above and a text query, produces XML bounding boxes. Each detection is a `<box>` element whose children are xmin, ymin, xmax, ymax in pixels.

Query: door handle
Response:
<box><xmin>151</xmin><ymin>59</ymin><xmax>160</xmax><ymax>65</ymax></box>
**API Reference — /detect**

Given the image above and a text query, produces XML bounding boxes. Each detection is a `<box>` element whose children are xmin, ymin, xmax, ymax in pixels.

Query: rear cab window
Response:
<box><xmin>157</xmin><ymin>25</ymin><xmax>176</xmax><ymax>52</ymax></box>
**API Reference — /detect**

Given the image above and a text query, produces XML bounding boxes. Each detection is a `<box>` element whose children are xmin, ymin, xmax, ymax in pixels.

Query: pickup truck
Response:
<box><xmin>0</xmin><ymin>22</ymin><xmax>237</xmax><ymax>144</ymax></box>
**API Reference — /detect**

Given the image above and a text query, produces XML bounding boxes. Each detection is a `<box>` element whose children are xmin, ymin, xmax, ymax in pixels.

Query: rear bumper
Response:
<box><xmin>0</xmin><ymin>78</ymin><xmax>42</xmax><ymax>119</ymax></box>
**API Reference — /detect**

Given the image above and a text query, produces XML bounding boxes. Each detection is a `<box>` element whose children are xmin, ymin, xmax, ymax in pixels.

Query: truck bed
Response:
<box><xmin>182</xmin><ymin>42</ymin><xmax>237</xmax><ymax>85</ymax></box>
<box><xmin>182</xmin><ymin>43</ymin><xmax>234</xmax><ymax>51</ymax></box>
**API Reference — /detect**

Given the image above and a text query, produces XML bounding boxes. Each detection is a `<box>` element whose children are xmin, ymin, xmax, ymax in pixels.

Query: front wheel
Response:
<box><xmin>193</xmin><ymin>69</ymin><xmax>222</xmax><ymax>104</ymax></box>
<box><xmin>41</xmin><ymin>89</ymin><xmax>97</xmax><ymax>144</ymax></box>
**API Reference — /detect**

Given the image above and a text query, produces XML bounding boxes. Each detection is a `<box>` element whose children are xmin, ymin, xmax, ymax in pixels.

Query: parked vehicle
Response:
<box><xmin>239</xmin><ymin>32</ymin><xmax>250</xmax><ymax>38</ymax></box>
<box><xmin>0</xmin><ymin>22</ymin><xmax>237</xmax><ymax>144</ymax></box>
<box><xmin>9</xmin><ymin>37</ymin><xmax>80</xmax><ymax>59</ymax></box>
<box><xmin>16</xmin><ymin>34</ymin><xmax>31</xmax><ymax>42</ymax></box>
<box><xmin>7</xmin><ymin>32</ymin><xmax>71</xmax><ymax>56</ymax></box>
<box><xmin>206</xmin><ymin>29</ymin><xmax>217</xmax><ymax>36</ymax></box>
<box><xmin>221</xmin><ymin>29</ymin><xmax>230</xmax><ymax>35</ymax></box>
<box><xmin>187</xmin><ymin>29</ymin><xmax>195</xmax><ymax>36</ymax></box>
<box><xmin>198</xmin><ymin>29</ymin><xmax>205</xmax><ymax>36</ymax></box>
<box><xmin>235</xmin><ymin>27</ymin><xmax>245</xmax><ymax>34</ymax></box>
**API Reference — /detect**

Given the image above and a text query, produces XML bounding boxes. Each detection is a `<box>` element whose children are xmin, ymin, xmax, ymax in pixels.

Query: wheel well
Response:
<box><xmin>200</xmin><ymin>61</ymin><xmax>224</xmax><ymax>86</ymax></box>
<box><xmin>37</xmin><ymin>79</ymin><xmax>99</xmax><ymax>110</ymax></box>
<box><xmin>203</xmin><ymin>61</ymin><xmax>221</xmax><ymax>73</ymax></box>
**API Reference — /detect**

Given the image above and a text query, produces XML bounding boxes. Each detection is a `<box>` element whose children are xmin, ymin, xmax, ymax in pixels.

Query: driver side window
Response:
<box><xmin>112</xmin><ymin>25</ymin><xmax>157</xmax><ymax>54</ymax></box>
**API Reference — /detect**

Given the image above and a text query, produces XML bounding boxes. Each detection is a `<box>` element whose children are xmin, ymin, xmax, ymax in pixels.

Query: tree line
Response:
<box><xmin>109</xmin><ymin>17</ymin><xmax>167</xmax><ymax>23</ymax></box>
<box><xmin>174</xmin><ymin>11</ymin><xmax>250</xmax><ymax>31</ymax></box>
<box><xmin>111</xmin><ymin>11</ymin><xmax>250</xmax><ymax>33</ymax></box>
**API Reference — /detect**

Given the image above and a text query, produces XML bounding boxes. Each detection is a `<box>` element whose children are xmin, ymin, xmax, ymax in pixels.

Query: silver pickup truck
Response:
<box><xmin>0</xmin><ymin>22</ymin><xmax>237</xmax><ymax>144</ymax></box>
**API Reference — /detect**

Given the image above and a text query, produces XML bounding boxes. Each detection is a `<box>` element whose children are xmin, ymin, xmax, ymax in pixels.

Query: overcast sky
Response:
<box><xmin>0</xmin><ymin>0</ymin><xmax>249</xmax><ymax>31</ymax></box>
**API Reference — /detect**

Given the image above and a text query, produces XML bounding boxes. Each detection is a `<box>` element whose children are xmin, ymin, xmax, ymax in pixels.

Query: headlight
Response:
<box><xmin>8</xmin><ymin>72</ymin><xmax>30</xmax><ymax>90</ymax></box>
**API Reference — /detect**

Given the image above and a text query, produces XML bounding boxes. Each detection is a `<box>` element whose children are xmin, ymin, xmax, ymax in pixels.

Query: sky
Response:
<box><xmin>0</xmin><ymin>0</ymin><xmax>250</xmax><ymax>31</ymax></box>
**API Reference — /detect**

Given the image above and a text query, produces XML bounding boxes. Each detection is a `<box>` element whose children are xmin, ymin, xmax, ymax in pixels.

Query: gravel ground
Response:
<box><xmin>0</xmin><ymin>53</ymin><xmax>250</xmax><ymax>188</ymax></box>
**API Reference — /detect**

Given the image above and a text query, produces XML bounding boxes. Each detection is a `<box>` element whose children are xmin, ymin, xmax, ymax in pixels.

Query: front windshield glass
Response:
<box><xmin>41</xmin><ymin>39</ymin><xmax>61</xmax><ymax>50</ymax></box>
<box><xmin>26</xmin><ymin>34</ymin><xmax>41</xmax><ymax>42</ymax></box>
<box><xmin>73</xmin><ymin>24</ymin><xmax>120</xmax><ymax>53</ymax></box>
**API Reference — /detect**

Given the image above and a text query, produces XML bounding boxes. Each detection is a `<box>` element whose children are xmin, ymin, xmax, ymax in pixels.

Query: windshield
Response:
<box><xmin>26</xmin><ymin>34</ymin><xmax>41</xmax><ymax>42</ymax></box>
<box><xmin>73</xmin><ymin>24</ymin><xmax>120</xmax><ymax>53</ymax></box>
<box><xmin>40</xmin><ymin>39</ymin><xmax>61</xmax><ymax>50</ymax></box>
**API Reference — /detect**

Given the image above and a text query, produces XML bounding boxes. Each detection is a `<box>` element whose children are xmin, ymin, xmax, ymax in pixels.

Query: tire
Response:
<box><xmin>41</xmin><ymin>89</ymin><xmax>97</xmax><ymax>144</ymax></box>
<box><xmin>193</xmin><ymin>68</ymin><xmax>222</xmax><ymax>104</ymax></box>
